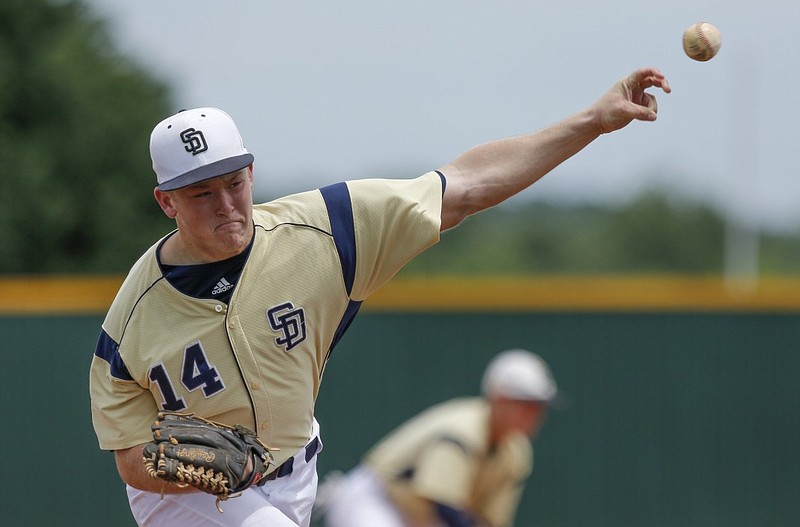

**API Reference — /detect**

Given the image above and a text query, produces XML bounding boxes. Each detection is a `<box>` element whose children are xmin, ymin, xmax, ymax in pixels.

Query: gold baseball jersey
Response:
<box><xmin>90</xmin><ymin>173</ymin><xmax>443</xmax><ymax>470</ymax></box>
<box><xmin>364</xmin><ymin>397</ymin><xmax>533</xmax><ymax>527</ymax></box>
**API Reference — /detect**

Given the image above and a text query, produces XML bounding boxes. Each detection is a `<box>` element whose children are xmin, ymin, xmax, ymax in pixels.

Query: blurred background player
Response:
<box><xmin>316</xmin><ymin>349</ymin><xmax>558</xmax><ymax>527</ymax></box>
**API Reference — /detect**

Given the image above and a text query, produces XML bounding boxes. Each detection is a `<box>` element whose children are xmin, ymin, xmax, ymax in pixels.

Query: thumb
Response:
<box><xmin>628</xmin><ymin>99</ymin><xmax>657</xmax><ymax>122</ymax></box>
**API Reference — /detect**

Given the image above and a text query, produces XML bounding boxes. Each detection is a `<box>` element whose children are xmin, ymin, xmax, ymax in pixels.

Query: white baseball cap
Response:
<box><xmin>150</xmin><ymin>107</ymin><xmax>255</xmax><ymax>191</ymax></box>
<box><xmin>481</xmin><ymin>349</ymin><xmax>558</xmax><ymax>403</ymax></box>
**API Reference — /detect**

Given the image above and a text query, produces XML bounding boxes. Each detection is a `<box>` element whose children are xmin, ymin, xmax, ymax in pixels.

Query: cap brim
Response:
<box><xmin>157</xmin><ymin>153</ymin><xmax>254</xmax><ymax>191</ymax></box>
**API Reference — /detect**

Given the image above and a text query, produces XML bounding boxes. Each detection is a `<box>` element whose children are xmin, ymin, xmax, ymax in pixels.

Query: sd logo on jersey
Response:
<box><xmin>267</xmin><ymin>302</ymin><xmax>306</xmax><ymax>351</ymax></box>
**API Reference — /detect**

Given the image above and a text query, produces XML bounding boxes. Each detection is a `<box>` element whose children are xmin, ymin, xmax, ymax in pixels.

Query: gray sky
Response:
<box><xmin>86</xmin><ymin>0</ymin><xmax>800</xmax><ymax>231</ymax></box>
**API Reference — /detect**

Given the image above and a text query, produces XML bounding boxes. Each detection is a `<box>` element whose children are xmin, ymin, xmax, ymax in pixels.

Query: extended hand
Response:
<box><xmin>592</xmin><ymin>67</ymin><xmax>672</xmax><ymax>134</ymax></box>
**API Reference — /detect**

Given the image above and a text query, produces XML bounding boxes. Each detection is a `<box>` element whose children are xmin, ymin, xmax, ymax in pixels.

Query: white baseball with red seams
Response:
<box><xmin>683</xmin><ymin>22</ymin><xmax>722</xmax><ymax>62</ymax></box>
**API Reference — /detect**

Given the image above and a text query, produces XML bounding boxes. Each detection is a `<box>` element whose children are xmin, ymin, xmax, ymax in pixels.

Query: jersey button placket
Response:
<box><xmin>224</xmin><ymin>311</ymin><xmax>265</xmax><ymax>435</ymax></box>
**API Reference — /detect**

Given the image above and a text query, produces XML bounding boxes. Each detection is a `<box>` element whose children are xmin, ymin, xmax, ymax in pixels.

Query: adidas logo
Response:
<box><xmin>212</xmin><ymin>277</ymin><xmax>234</xmax><ymax>295</ymax></box>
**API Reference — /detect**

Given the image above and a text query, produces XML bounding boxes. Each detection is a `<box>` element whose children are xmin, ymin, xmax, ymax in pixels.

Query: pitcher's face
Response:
<box><xmin>155</xmin><ymin>166</ymin><xmax>254</xmax><ymax>262</ymax></box>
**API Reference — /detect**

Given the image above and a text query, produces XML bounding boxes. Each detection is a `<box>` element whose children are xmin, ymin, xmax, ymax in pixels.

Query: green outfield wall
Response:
<box><xmin>1</xmin><ymin>277</ymin><xmax>798</xmax><ymax>527</ymax></box>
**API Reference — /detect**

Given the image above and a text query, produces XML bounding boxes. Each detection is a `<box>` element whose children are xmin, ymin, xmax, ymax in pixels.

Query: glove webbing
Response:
<box><xmin>145</xmin><ymin>442</ymin><xmax>231</xmax><ymax>496</ymax></box>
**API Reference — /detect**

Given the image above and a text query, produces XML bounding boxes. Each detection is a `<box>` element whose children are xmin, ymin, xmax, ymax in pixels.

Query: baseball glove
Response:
<box><xmin>143</xmin><ymin>412</ymin><xmax>276</xmax><ymax>511</ymax></box>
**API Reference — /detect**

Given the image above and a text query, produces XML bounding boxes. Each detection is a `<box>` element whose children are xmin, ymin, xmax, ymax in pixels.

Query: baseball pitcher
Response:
<box><xmin>89</xmin><ymin>68</ymin><xmax>670</xmax><ymax>526</ymax></box>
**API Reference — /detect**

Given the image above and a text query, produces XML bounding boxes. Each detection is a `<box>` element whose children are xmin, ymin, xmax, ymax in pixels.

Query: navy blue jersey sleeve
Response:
<box><xmin>435</xmin><ymin>170</ymin><xmax>447</xmax><ymax>195</ymax></box>
<box><xmin>94</xmin><ymin>329</ymin><xmax>133</xmax><ymax>381</ymax></box>
<box><xmin>434</xmin><ymin>502</ymin><xmax>478</xmax><ymax>527</ymax></box>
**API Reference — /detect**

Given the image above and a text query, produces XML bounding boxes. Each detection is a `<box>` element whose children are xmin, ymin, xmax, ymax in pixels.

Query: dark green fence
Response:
<box><xmin>3</xmin><ymin>311</ymin><xmax>798</xmax><ymax>526</ymax></box>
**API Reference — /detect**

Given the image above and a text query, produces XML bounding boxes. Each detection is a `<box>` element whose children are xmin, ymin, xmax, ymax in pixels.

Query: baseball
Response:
<box><xmin>683</xmin><ymin>22</ymin><xmax>722</xmax><ymax>61</ymax></box>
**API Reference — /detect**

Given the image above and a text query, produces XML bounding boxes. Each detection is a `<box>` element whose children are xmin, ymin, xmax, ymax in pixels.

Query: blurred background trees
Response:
<box><xmin>0</xmin><ymin>0</ymin><xmax>173</xmax><ymax>273</ymax></box>
<box><xmin>2</xmin><ymin>0</ymin><xmax>799</xmax><ymax>276</ymax></box>
<box><xmin>402</xmin><ymin>192</ymin><xmax>800</xmax><ymax>276</ymax></box>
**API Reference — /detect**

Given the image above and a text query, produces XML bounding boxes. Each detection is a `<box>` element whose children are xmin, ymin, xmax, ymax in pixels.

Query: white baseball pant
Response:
<box><xmin>322</xmin><ymin>466</ymin><xmax>444</xmax><ymax>527</ymax></box>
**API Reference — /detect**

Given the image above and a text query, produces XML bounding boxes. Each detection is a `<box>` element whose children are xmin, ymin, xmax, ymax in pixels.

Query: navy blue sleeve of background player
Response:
<box><xmin>434</xmin><ymin>502</ymin><xmax>478</xmax><ymax>527</ymax></box>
